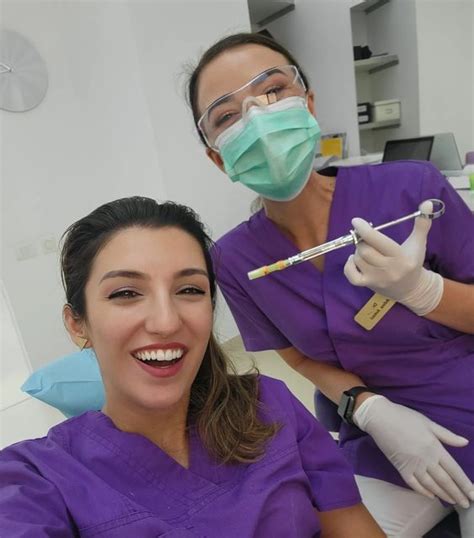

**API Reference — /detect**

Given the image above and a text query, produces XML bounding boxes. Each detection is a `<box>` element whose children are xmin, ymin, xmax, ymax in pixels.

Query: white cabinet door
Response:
<box><xmin>1</xmin><ymin>280</ymin><xmax>31</xmax><ymax>410</ymax></box>
<box><xmin>0</xmin><ymin>398</ymin><xmax>64</xmax><ymax>448</ymax></box>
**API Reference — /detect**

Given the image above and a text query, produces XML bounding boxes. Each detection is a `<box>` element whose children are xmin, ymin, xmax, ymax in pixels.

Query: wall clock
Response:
<box><xmin>0</xmin><ymin>28</ymin><xmax>48</xmax><ymax>112</ymax></box>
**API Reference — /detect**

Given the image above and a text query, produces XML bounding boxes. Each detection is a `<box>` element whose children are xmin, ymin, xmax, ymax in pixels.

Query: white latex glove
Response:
<box><xmin>344</xmin><ymin>201</ymin><xmax>444</xmax><ymax>316</ymax></box>
<box><xmin>354</xmin><ymin>395</ymin><xmax>474</xmax><ymax>507</ymax></box>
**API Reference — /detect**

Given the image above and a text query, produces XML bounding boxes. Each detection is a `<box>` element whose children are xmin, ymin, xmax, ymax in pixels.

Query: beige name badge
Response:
<box><xmin>354</xmin><ymin>293</ymin><xmax>396</xmax><ymax>330</ymax></box>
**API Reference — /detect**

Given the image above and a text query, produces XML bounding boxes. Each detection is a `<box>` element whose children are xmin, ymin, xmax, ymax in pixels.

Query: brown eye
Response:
<box><xmin>265</xmin><ymin>85</ymin><xmax>284</xmax><ymax>95</ymax></box>
<box><xmin>108</xmin><ymin>289</ymin><xmax>140</xmax><ymax>300</ymax></box>
<box><xmin>215</xmin><ymin>112</ymin><xmax>237</xmax><ymax>128</ymax></box>
<box><xmin>178</xmin><ymin>286</ymin><xmax>205</xmax><ymax>295</ymax></box>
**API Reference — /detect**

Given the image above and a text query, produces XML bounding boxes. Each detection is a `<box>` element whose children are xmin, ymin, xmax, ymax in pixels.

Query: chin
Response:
<box><xmin>136</xmin><ymin>388</ymin><xmax>190</xmax><ymax>413</ymax></box>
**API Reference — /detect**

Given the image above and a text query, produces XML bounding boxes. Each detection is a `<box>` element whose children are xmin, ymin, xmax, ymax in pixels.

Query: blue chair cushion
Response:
<box><xmin>21</xmin><ymin>349</ymin><xmax>105</xmax><ymax>418</ymax></box>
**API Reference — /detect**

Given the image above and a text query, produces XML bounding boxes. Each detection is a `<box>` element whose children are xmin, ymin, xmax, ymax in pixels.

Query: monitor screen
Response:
<box><xmin>430</xmin><ymin>132</ymin><xmax>463</xmax><ymax>171</ymax></box>
<box><xmin>382</xmin><ymin>136</ymin><xmax>434</xmax><ymax>162</ymax></box>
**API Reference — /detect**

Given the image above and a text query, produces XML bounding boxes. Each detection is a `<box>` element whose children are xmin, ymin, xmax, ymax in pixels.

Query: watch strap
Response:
<box><xmin>345</xmin><ymin>386</ymin><xmax>374</xmax><ymax>399</ymax></box>
<box><xmin>338</xmin><ymin>386</ymin><xmax>377</xmax><ymax>425</ymax></box>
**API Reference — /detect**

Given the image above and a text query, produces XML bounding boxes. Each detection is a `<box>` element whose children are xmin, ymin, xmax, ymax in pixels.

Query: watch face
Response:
<box><xmin>337</xmin><ymin>393</ymin><xmax>351</xmax><ymax>420</ymax></box>
<box><xmin>338</xmin><ymin>393</ymin><xmax>356</xmax><ymax>424</ymax></box>
<box><xmin>346</xmin><ymin>396</ymin><xmax>356</xmax><ymax>422</ymax></box>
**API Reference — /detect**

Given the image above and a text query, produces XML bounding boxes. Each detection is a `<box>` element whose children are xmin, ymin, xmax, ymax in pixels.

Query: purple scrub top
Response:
<box><xmin>213</xmin><ymin>161</ymin><xmax>474</xmax><ymax>488</ymax></box>
<box><xmin>0</xmin><ymin>375</ymin><xmax>360</xmax><ymax>537</ymax></box>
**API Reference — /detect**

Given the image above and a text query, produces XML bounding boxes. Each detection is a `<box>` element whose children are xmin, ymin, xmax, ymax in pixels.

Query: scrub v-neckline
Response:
<box><xmin>84</xmin><ymin>412</ymin><xmax>246</xmax><ymax>501</ymax></box>
<box><xmin>257</xmin><ymin>169</ymin><xmax>341</xmax><ymax>277</ymax></box>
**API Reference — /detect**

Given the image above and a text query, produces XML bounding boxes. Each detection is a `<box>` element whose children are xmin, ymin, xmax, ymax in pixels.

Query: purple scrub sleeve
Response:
<box><xmin>0</xmin><ymin>375</ymin><xmax>360</xmax><ymax>537</ymax></box>
<box><xmin>269</xmin><ymin>378</ymin><xmax>362</xmax><ymax>511</ymax></box>
<box><xmin>213</xmin><ymin>161</ymin><xmax>474</xmax><ymax>488</ymax></box>
<box><xmin>212</xmin><ymin>255</ymin><xmax>292</xmax><ymax>351</ymax></box>
<box><xmin>1</xmin><ymin>458</ymin><xmax>76</xmax><ymax>535</ymax></box>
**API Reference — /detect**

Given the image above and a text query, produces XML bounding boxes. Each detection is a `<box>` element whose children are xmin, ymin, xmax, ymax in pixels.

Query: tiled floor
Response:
<box><xmin>222</xmin><ymin>335</ymin><xmax>316</xmax><ymax>416</ymax></box>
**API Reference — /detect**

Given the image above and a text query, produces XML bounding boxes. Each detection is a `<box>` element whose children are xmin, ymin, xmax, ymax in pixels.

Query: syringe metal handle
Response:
<box><xmin>372</xmin><ymin>210</ymin><xmax>421</xmax><ymax>234</ymax></box>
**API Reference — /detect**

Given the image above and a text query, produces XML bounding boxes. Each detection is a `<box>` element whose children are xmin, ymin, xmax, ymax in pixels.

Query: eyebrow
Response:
<box><xmin>256</xmin><ymin>67</ymin><xmax>285</xmax><ymax>80</ymax></box>
<box><xmin>205</xmin><ymin>94</ymin><xmax>232</xmax><ymax>120</ymax></box>
<box><xmin>99</xmin><ymin>267</ymin><xmax>208</xmax><ymax>283</ymax></box>
<box><xmin>204</xmin><ymin>67</ymin><xmax>286</xmax><ymax>119</ymax></box>
<box><xmin>176</xmin><ymin>268</ymin><xmax>209</xmax><ymax>279</ymax></box>
<box><xmin>100</xmin><ymin>270</ymin><xmax>145</xmax><ymax>283</ymax></box>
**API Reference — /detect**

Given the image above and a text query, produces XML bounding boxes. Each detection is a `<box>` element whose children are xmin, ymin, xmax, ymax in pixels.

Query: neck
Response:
<box><xmin>103</xmin><ymin>395</ymin><xmax>190</xmax><ymax>467</ymax></box>
<box><xmin>263</xmin><ymin>170</ymin><xmax>336</xmax><ymax>247</ymax></box>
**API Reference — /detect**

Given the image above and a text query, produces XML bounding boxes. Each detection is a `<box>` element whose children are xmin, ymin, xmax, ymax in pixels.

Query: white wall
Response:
<box><xmin>266</xmin><ymin>0</ymin><xmax>361</xmax><ymax>156</ymax></box>
<box><xmin>126</xmin><ymin>1</ymin><xmax>256</xmax><ymax>240</ymax></box>
<box><xmin>125</xmin><ymin>1</ymin><xmax>256</xmax><ymax>341</ymax></box>
<box><xmin>0</xmin><ymin>280</ymin><xmax>64</xmax><ymax>448</ymax></box>
<box><xmin>351</xmin><ymin>9</ymin><xmax>368</xmax><ymax>47</ymax></box>
<box><xmin>1</xmin><ymin>280</ymin><xmax>31</xmax><ymax>411</ymax></box>
<box><xmin>1</xmin><ymin>0</ymin><xmax>252</xmax><ymax>373</ymax></box>
<box><xmin>416</xmin><ymin>0</ymin><xmax>474</xmax><ymax>160</ymax></box>
<box><xmin>360</xmin><ymin>0</ymin><xmax>421</xmax><ymax>152</ymax></box>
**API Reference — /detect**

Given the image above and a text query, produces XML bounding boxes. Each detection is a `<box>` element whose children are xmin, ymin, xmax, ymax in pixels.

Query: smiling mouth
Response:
<box><xmin>132</xmin><ymin>348</ymin><xmax>185</xmax><ymax>368</ymax></box>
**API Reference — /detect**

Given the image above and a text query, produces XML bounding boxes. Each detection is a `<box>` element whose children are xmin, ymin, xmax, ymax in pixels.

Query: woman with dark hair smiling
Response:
<box><xmin>0</xmin><ymin>196</ymin><xmax>383</xmax><ymax>537</ymax></box>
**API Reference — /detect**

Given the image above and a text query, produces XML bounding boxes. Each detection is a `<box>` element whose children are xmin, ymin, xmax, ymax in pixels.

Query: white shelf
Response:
<box><xmin>359</xmin><ymin>119</ymin><xmax>400</xmax><ymax>131</ymax></box>
<box><xmin>351</xmin><ymin>0</ymin><xmax>390</xmax><ymax>13</ymax></box>
<box><xmin>355</xmin><ymin>54</ymin><xmax>399</xmax><ymax>74</ymax></box>
<box><xmin>248</xmin><ymin>0</ymin><xmax>295</xmax><ymax>28</ymax></box>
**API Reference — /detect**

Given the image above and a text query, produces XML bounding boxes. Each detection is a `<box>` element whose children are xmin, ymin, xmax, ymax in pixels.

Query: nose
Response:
<box><xmin>241</xmin><ymin>93</ymin><xmax>276</xmax><ymax>116</ymax></box>
<box><xmin>144</xmin><ymin>295</ymin><xmax>182</xmax><ymax>337</ymax></box>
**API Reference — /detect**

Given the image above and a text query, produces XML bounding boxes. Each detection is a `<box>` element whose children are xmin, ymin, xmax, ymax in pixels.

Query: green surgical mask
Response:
<box><xmin>215</xmin><ymin>96</ymin><xmax>321</xmax><ymax>202</ymax></box>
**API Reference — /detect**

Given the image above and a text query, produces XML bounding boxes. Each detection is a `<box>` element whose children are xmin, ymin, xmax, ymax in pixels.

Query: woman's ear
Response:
<box><xmin>307</xmin><ymin>89</ymin><xmax>316</xmax><ymax>116</ymax></box>
<box><xmin>206</xmin><ymin>147</ymin><xmax>226</xmax><ymax>173</ymax></box>
<box><xmin>63</xmin><ymin>304</ymin><xmax>90</xmax><ymax>350</ymax></box>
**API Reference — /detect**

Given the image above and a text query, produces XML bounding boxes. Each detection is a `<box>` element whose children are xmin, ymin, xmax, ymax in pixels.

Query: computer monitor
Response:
<box><xmin>430</xmin><ymin>132</ymin><xmax>463</xmax><ymax>173</ymax></box>
<box><xmin>382</xmin><ymin>136</ymin><xmax>434</xmax><ymax>163</ymax></box>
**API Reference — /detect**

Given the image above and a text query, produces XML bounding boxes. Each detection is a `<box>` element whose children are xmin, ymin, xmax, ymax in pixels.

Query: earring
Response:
<box><xmin>76</xmin><ymin>336</ymin><xmax>89</xmax><ymax>350</ymax></box>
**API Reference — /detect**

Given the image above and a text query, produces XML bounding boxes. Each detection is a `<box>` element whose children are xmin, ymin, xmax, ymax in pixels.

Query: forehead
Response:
<box><xmin>90</xmin><ymin>227</ymin><xmax>206</xmax><ymax>277</ymax></box>
<box><xmin>197</xmin><ymin>44</ymin><xmax>289</xmax><ymax>115</ymax></box>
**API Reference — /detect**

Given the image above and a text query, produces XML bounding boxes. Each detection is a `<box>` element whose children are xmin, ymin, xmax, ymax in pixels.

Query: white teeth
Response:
<box><xmin>134</xmin><ymin>349</ymin><xmax>184</xmax><ymax>362</ymax></box>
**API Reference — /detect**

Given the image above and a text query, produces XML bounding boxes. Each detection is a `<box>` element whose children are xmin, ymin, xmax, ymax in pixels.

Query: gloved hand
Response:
<box><xmin>354</xmin><ymin>395</ymin><xmax>474</xmax><ymax>507</ymax></box>
<box><xmin>344</xmin><ymin>201</ymin><xmax>444</xmax><ymax>316</ymax></box>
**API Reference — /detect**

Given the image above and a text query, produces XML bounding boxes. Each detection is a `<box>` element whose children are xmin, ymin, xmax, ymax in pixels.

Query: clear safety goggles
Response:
<box><xmin>197</xmin><ymin>64</ymin><xmax>307</xmax><ymax>149</ymax></box>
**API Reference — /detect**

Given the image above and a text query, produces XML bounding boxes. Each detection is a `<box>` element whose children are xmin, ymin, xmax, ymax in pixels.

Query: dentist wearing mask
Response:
<box><xmin>187</xmin><ymin>33</ymin><xmax>474</xmax><ymax>537</ymax></box>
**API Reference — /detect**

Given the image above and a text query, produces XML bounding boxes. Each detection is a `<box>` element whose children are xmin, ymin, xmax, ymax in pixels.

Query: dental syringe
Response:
<box><xmin>247</xmin><ymin>199</ymin><xmax>445</xmax><ymax>281</ymax></box>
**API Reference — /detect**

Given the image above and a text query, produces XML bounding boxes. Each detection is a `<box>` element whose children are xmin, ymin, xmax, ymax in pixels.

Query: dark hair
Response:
<box><xmin>61</xmin><ymin>197</ymin><xmax>216</xmax><ymax>318</ymax></box>
<box><xmin>187</xmin><ymin>32</ymin><xmax>310</xmax><ymax>145</ymax></box>
<box><xmin>61</xmin><ymin>196</ymin><xmax>278</xmax><ymax>464</ymax></box>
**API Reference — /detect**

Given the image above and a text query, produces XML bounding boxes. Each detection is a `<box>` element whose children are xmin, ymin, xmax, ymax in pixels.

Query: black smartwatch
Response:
<box><xmin>337</xmin><ymin>386</ymin><xmax>375</xmax><ymax>425</ymax></box>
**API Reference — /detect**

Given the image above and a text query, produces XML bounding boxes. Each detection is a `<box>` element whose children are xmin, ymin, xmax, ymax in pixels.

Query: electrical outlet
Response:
<box><xmin>41</xmin><ymin>235</ymin><xmax>58</xmax><ymax>255</ymax></box>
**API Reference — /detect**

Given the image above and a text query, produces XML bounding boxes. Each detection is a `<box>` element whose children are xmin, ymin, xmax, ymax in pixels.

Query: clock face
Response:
<box><xmin>0</xmin><ymin>28</ymin><xmax>48</xmax><ymax>112</ymax></box>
